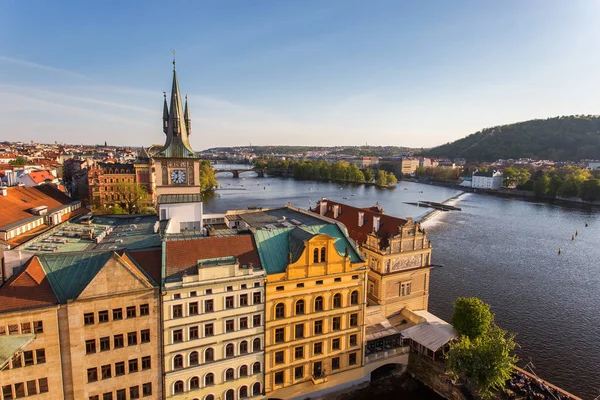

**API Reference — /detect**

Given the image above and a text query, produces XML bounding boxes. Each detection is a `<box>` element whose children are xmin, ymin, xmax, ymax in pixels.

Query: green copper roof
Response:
<box><xmin>0</xmin><ymin>334</ymin><xmax>36</xmax><ymax>369</ymax></box>
<box><xmin>252</xmin><ymin>224</ymin><xmax>362</xmax><ymax>275</ymax></box>
<box><xmin>38</xmin><ymin>252</ymin><xmax>113</xmax><ymax>303</ymax></box>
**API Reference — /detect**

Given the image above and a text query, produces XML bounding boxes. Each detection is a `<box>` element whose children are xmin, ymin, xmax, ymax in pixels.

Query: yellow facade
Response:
<box><xmin>264</xmin><ymin>234</ymin><xmax>367</xmax><ymax>396</ymax></box>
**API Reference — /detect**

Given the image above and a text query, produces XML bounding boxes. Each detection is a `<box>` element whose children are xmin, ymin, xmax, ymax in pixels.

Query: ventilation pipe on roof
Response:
<box><xmin>373</xmin><ymin>216</ymin><xmax>380</xmax><ymax>232</ymax></box>
<box><xmin>319</xmin><ymin>200</ymin><xmax>327</xmax><ymax>215</ymax></box>
<box><xmin>0</xmin><ymin>187</ymin><xmax>7</xmax><ymax>196</ymax></box>
<box><xmin>333</xmin><ymin>204</ymin><xmax>340</xmax><ymax>219</ymax></box>
<box><xmin>358</xmin><ymin>212</ymin><xmax>364</xmax><ymax>227</ymax></box>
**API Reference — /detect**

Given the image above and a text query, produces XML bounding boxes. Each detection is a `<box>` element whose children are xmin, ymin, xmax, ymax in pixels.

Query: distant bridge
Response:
<box><xmin>213</xmin><ymin>167</ymin><xmax>292</xmax><ymax>178</ymax></box>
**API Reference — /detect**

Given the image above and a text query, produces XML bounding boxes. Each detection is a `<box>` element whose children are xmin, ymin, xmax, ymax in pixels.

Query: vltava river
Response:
<box><xmin>207</xmin><ymin>169</ymin><xmax>599</xmax><ymax>399</ymax></box>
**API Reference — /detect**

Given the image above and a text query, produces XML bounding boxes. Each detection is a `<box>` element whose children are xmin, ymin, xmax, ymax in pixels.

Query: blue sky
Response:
<box><xmin>1</xmin><ymin>0</ymin><xmax>599</xmax><ymax>150</ymax></box>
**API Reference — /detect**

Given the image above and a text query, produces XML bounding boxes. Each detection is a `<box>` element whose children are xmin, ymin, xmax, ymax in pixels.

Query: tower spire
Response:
<box><xmin>162</xmin><ymin>92</ymin><xmax>169</xmax><ymax>134</ymax></box>
<box><xmin>184</xmin><ymin>94</ymin><xmax>191</xmax><ymax>136</ymax></box>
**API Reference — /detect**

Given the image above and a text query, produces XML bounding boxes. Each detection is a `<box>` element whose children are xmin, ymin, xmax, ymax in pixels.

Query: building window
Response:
<box><xmin>189</xmin><ymin>302</ymin><xmax>198</xmax><ymax>315</ymax></box>
<box><xmin>253</xmin><ymin>292</ymin><xmax>262</xmax><ymax>304</ymax></box>
<box><xmin>252</xmin><ymin>382</ymin><xmax>261</xmax><ymax>396</ymax></box>
<box><xmin>332</xmin><ymin>338</ymin><xmax>340</xmax><ymax>350</ymax></box>
<box><xmin>129</xmin><ymin>386</ymin><xmax>139</xmax><ymax>400</ymax></box>
<box><xmin>240</xmin><ymin>294</ymin><xmax>248</xmax><ymax>306</ymax></box>
<box><xmin>240</xmin><ymin>317</ymin><xmax>248</xmax><ymax>329</ymax></box>
<box><xmin>295</xmin><ymin>366</ymin><xmax>304</xmax><ymax>379</ymax></box>
<box><xmin>101</xmin><ymin>364</ymin><xmax>111</xmax><ymax>379</ymax></box>
<box><xmin>333</xmin><ymin>293</ymin><xmax>342</xmax><ymax>308</ymax></box>
<box><xmin>314</xmin><ymin>320</ymin><xmax>323</xmax><ymax>335</ymax></box>
<box><xmin>116</xmin><ymin>389</ymin><xmax>126</xmax><ymax>400</ymax></box>
<box><xmin>141</xmin><ymin>329</ymin><xmax>150</xmax><ymax>343</ymax></box>
<box><xmin>205</xmin><ymin>299</ymin><xmax>214</xmax><ymax>312</ymax></box>
<box><xmin>204</xmin><ymin>323</ymin><xmax>214</xmax><ymax>336</ymax></box>
<box><xmin>142</xmin><ymin>383</ymin><xmax>152</xmax><ymax>396</ymax></box>
<box><xmin>253</xmin><ymin>338</ymin><xmax>261</xmax><ymax>352</ymax></box>
<box><xmin>225</xmin><ymin>368</ymin><xmax>234</xmax><ymax>381</ymax></box>
<box><xmin>141</xmin><ymin>356</ymin><xmax>151</xmax><ymax>370</ymax></box>
<box><xmin>115</xmin><ymin>362</ymin><xmax>125</xmax><ymax>376</ymax></box>
<box><xmin>276</xmin><ymin>286</ymin><xmax>284</xmax><ymax>291</ymax></box>
<box><xmin>226</xmin><ymin>319</ymin><xmax>234</xmax><ymax>333</ymax></box>
<box><xmin>86</xmin><ymin>339</ymin><xmax>96</xmax><ymax>354</ymax></box>
<box><xmin>190</xmin><ymin>376</ymin><xmax>200</xmax><ymax>390</ymax></box>
<box><xmin>351</xmin><ymin>290</ymin><xmax>359</xmax><ymax>305</ymax></box>
<box><xmin>275</xmin><ymin>328</ymin><xmax>285</xmax><ymax>343</ymax></box>
<box><xmin>238</xmin><ymin>365</ymin><xmax>248</xmax><ymax>377</ymax></box>
<box><xmin>314</xmin><ymin>342</ymin><xmax>323</xmax><ymax>355</ymax></box>
<box><xmin>315</xmin><ymin>296</ymin><xmax>323</xmax><ymax>311</ymax></box>
<box><xmin>400</xmin><ymin>282</ymin><xmax>411</xmax><ymax>296</ymax></box>
<box><xmin>173</xmin><ymin>355</ymin><xmax>183</xmax><ymax>369</ymax></box>
<box><xmin>205</xmin><ymin>289</ymin><xmax>212</xmax><ymax>295</ymax></box>
<box><xmin>316</xmin><ymin>280</ymin><xmax>323</xmax><ymax>285</ymax></box>
<box><xmin>98</xmin><ymin>310</ymin><xmax>109</xmax><ymax>323</ymax></box>
<box><xmin>139</xmin><ymin>304</ymin><xmax>149</xmax><ymax>316</ymax></box>
<box><xmin>294</xmin><ymin>346</ymin><xmax>304</xmax><ymax>360</ymax></box>
<box><xmin>38</xmin><ymin>378</ymin><xmax>48</xmax><ymax>393</ymax></box>
<box><xmin>14</xmin><ymin>383</ymin><xmax>24</xmax><ymax>398</ymax></box>
<box><xmin>128</xmin><ymin>359</ymin><xmax>138</xmax><ymax>373</ymax></box>
<box><xmin>84</xmin><ymin>313</ymin><xmax>95</xmax><ymax>325</ymax></box>
<box><xmin>100</xmin><ymin>336</ymin><xmax>110</xmax><ymax>351</ymax></box>
<box><xmin>35</xmin><ymin>349</ymin><xmax>45</xmax><ymax>364</ymax></box>
<box><xmin>334</xmin><ymin>277</ymin><xmax>342</xmax><ymax>282</ymax></box>
<box><xmin>172</xmin><ymin>329</ymin><xmax>182</xmax><ymax>343</ymax></box>
<box><xmin>186</xmin><ymin>350</ymin><xmax>198</xmax><ymax>366</ymax></box>
<box><xmin>190</xmin><ymin>291</ymin><xmax>197</xmax><ymax>297</ymax></box>
<box><xmin>275</xmin><ymin>303</ymin><xmax>285</xmax><ymax>319</ymax></box>
<box><xmin>26</xmin><ymin>380</ymin><xmax>36</xmax><ymax>396</ymax></box>
<box><xmin>126</xmin><ymin>306</ymin><xmax>136</xmax><ymax>318</ymax></box>
<box><xmin>205</xmin><ymin>348</ymin><xmax>214</xmax><ymax>362</ymax></box>
<box><xmin>226</xmin><ymin>343</ymin><xmax>235</xmax><ymax>358</ymax></box>
<box><xmin>2</xmin><ymin>385</ymin><xmax>12</xmax><ymax>399</ymax></box>
<box><xmin>320</xmin><ymin>247</ymin><xmax>326</xmax><ymax>262</ymax></box>
<box><xmin>349</xmin><ymin>352</ymin><xmax>357</xmax><ymax>366</ymax></box>
<box><xmin>87</xmin><ymin>367</ymin><xmax>98</xmax><ymax>382</ymax></box>
<box><xmin>275</xmin><ymin>351</ymin><xmax>284</xmax><ymax>364</ymax></box>
<box><xmin>21</xmin><ymin>322</ymin><xmax>31</xmax><ymax>334</ymax></box>
<box><xmin>128</xmin><ymin>331</ymin><xmax>138</xmax><ymax>346</ymax></box>
<box><xmin>253</xmin><ymin>314</ymin><xmax>262</xmax><ymax>327</ymax></box>
<box><xmin>352</xmin><ymin>275</ymin><xmax>359</xmax><ymax>280</ymax></box>
<box><xmin>205</xmin><ymin>373</ymin><xmax>215</xmax><ymax>386</ymax></box>
<box><xmin>332</xmin><ymin>316</ymin><xmax>341</xmax><ymax>331</ymax></box>
<box><xmin>253</xmin><ymin>362</ymin><xmax>261</xmax><ymax>374</ymax></box>
<box><xmin>227</xmin><ymin>286</ymin><xmax>233</xmax><ymax>292</ymax></box>
<box><xmin>350</xmin><ymin>313</ymin><xmax>358</xmax><ymax>327</ymax></box>
<box><xmin>296</xmin><ymin>283</ymin><xmax>304</xmax><ymax>288</ymax></box>
<box><xmin>295</xmin><ymin>324</ymin><xmax>304</xmax><ymax>339</ymax></box>
<box><xmin>350</xmin><ymin>334</ymin><xmax>358</xmax><ymax>347</ymax></box>
<box><xmin>332</xmin><ymin>357</ymin><xmax>340</xmax><ymax>370</ymax></box>
<box><xmin>189</xmin><ymin>326</ymin><xmax>199</xmax><ymax>340</ymax></box>
<box><xmin>225</xmin><ymin>296</ymin><xmax>234</xmax><ymax>309</ymax></box>
<box><xmin>240</xmin><ymin>340</ymin><xmax>248</xmax><ymax>354</ymax></box>
<box><xmin>23</xmin><ymin>351</ymin><xmax>34</xmax><ymax>366</ymax></box>
<box><xmin>226</xmin><ymin>390</ymin><xmax>235</xmax><ymax>400</ymax></box>
<box><xmin>368</xmin><ymin>281</ymin><xmax>375</xmax><ymax>294</ymax></box>
<box><xmin>295</xmin><ymin>300</ymin><xmax>305</xmax><ymax>315</ymax></box>
<box><xmin>173</xmin><ymin>381</ymin><xmax>184</xmax><ymax>394</ymax></box>
<box><xmin>12</xmin><ymin>354</ymin><xmax>22</xmax><ymax>368</ymax></box>
<box><xmin>103</xmin><ymin>393</ymin><xmax>113</xmax><ymax>400</ymax></box>
<box><xmin>313</xmin><ymin>248</ymin><xmax>319</xmax><ymax>263</ymax></box>
<box><xmin>275</xmin><ymin>371</ymin><xmax>284</xmax><ymax>385</ymax></box>
<box><xmin>113</xmin><ymin>308</ymin><xmax>123</xmax><ymax>320</ymax></box>
<box><xmin>172</xmin><ymin>304</ymin><xmax>183</xmax><ymax>318</ymax></box>
<box><xmin>114</xmin><ymin>334</ymin><xmax>124</xmax><ymax>348</ymax></box>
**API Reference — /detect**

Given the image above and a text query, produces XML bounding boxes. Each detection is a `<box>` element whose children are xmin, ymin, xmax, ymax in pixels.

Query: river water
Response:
<box><xmin>206</xmin><ymin>168</ymin><xmax>600</xmax><ymax>399</ymax></box>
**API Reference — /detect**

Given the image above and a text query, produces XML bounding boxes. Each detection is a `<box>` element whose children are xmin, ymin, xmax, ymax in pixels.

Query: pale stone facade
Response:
<box><xmin>163</xmin><ymin>257</ymin><xmax>266</xmax><ymax>400</ymax></box>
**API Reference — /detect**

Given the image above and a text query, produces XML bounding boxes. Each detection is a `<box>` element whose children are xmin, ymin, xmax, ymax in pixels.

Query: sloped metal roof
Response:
<box><xmin>0</xmin><ymin>334</ymin><xmax>36</xmax><ymax>369</ymax></box>
<box><xmin>158</xmin><ymin>193</ymin><xmax>203</xmax><ymax>204</ymax></box>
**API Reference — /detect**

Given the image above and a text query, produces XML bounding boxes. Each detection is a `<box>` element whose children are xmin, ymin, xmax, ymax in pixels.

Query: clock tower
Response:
<box><xmin>153</xmin><ymin>59</ymin><xmax>203</xmax><ymax>197</ymax></box>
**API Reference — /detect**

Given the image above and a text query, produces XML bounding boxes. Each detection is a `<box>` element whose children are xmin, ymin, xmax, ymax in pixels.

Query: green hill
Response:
<box><xmin>423</xmin><ymin>115</ymin><xmax>600</xmax><ymax>161</ymax></box>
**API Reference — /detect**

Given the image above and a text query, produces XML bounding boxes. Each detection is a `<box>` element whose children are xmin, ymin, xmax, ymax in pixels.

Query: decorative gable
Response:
<box><xmin>77</xmin><ymin>253</ymin><xmax>153</xmax><ymax>300</ymax></box>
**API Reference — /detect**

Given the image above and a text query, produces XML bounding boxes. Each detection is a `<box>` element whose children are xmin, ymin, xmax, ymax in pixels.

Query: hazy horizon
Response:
<box><xmin>2</xmin><ymin>1</ymin><xmax>600</xmax><ymax>150</ymax></box>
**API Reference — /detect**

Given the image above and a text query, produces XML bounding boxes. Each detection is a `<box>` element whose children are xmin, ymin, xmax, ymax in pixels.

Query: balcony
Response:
<box><xmin>365</xmin><ymin>346</ymin><xmax>409</xmax><ymax>364</ymax></box>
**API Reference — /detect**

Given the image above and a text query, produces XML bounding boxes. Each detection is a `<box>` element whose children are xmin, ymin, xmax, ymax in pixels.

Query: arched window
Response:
<box><xmin>205</xmin><ymin>347</ymin><xmax>214</xmax><ymax>362</ymax></box>
<box><xmin>240</xmin><ymin>340</ymin><xmax>248</xmax><ymax>354</ymax></box>
<box><xmin>351</xmin><ymin>290</ymin><xmax>359</xmax><ymax>305</ymax></box>
<box><xmin>173</xmin><ymin>354</ymin><xmax>183</xmax><ymax>369</ymax></box>
<box><xmin>225</xmin><ymin>389</ymin><xmax>234</xmax><ymax>400</ymax></box>
<box><xmin>226</xmin><ymin>343</ymin><xmax>235</xmax><ymax>358</ymax></box>
<box><xmin>252</xmin><ymin>382</ymin><xmax>261</xmax><ymax>396</ymax></box>
<box><xmin>252</xmin><ymin>362</ymin><xmax>261</xmax><ymax>374</ymax></box>
<box><xmin>315</xmin><ymin>296</ymin><xmax>323</xmax><ymax>311</ymax></box>
<box><xmin>240</xmin><ymin>386</ymin><xmax>248</xmax><ymax>398</ymax></box>
<box><xmin>206</xmin><ymin>396</ymin><xmax>215</xmax><ymax>400</ymax></box>
<box><xmin>205</xmin><ymin>373</ymin><xmax>214</xmax><ymax>386</ymax></box>
<box><xmin>190</xmin><ymin>351</ymin><xmax>199</xmax><ymax>366</ymax></box>
<box><xmin>253</xmin><ymin>338</ymin><xmax>261</xmax><ymax>352</ymax></box>
<box><xmin>275</xmin><ymin>303</ymin><xmax>285</xmax><ymax>319</ymax></box>
<box><xmin>225</xmin><ymin>368</ymin><xmax>235</xmax><ymax>381</ymax></box>
<box><xmin>320</xmin><ymin>247</ymin><xmax>326</xmax><ymax>262</ymax></box>
<box><xmin>295</xmin><ymin>300</ymin><xmax>305</xmax><ymax>315</ymax></box>
<box><xmin>190</xmin><ymin>376</ymin><xmax>200</xmax><ymax>390</ymax></box>
<box><xmin>240</xmin><ymin>365</ymin><xmax>248</xmax><ymax>377</ymax></box>
<box><xmin>173</xmin><ymin>381</ymin><xmax>184</xmax><ymax>394</ymax></box>
<box><xmin>333</xmin><ymin>293</ymin><xmax>342</xmax><ymax>308</ymax></box>
<box><xmin>313</xmin><ymin>248</ymin><xmax>319</xmax><ymax>263</ymax></box>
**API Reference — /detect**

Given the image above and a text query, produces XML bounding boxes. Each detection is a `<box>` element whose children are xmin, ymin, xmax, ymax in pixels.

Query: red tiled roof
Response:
<box><xmin>128</xmin><ymin>249</ymin><xmax>162</xmax><ymax>284</ymax></box>
<box><xmin>0</xmin><ymin>257</ymin><xmax>58</xmax><ymax>313</ymax></box>
<box><xmin>165</xmin><ymin>235</ymin><xmax>262</xmax><ymax>278</ymax></box>
<box><xmin>0</xmin><ymin>185</ymin><xmax>75</xmax><ymax>231</ymax></box>
<box><xmin>311</xmin><ymin>199</ymin><xmax>407</xmax><ymax>249</ymax></box>
<box><xmin>27</xmin><ymin>170</ymin><xmax>55</xmax><ymax>184</ymax></box>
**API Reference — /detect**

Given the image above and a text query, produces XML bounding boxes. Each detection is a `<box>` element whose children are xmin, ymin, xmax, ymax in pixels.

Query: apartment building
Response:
<box><xmin>163</xmin><ymin>235</ymin><xmax>266</xmax><ymax>400</ymax></box>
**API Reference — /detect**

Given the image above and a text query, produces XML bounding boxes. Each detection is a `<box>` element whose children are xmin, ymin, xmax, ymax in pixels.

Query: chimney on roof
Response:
<box><xmin>358</xmin><ymin>211</ymin><xmax>364</xmax><ymax>227</ymax></box>
<box><xmin>0</xmin><ymin>186</ymin><xmax>7</xmax><ymax>196</ymax></box>
<box><xmin>333</xmin><ymin>204</ymin><xmax>340</xmax><ymax>219</ymax></box>
<box><xmin>373</xmin><ymin>216</ymin><xmax>380</xmax><ymax>232</ymax></box>
<box><xmin>319</xmin><ymin>200</ymin><xmax>327</xmax><ymax>215</ymax></box>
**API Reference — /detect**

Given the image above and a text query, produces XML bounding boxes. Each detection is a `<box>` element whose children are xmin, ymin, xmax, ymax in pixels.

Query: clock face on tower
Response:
<box><xmin>170</xmin><ymin>170</ymin><xmax>186</xmax><ymax>184</ymax></box>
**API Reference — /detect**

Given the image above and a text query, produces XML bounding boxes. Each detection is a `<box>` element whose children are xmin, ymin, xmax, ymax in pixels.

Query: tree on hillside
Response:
<box><xmin>386</xmin><ymin>172</ymin><xmax>398</xmax><ymax>185</ymax></box>
<box><xmin>9</xmin><ymin>156</ymin><xmax>28</xmax><ymax>166</ymax></box>
<box><xmin>548</xmin><ymin>174</ymin><xmax>564</xmax><ymax>197</ymax></box>
<box><xmin>516</xmin><ymin>169</ymin><xmax>531</xmax><ymax>187</ymax></box>
<box><xmin>502</xmin><ymin>167</ymin><xmax>518</xmax><ymax>187</ymax></box>
<box><xmin>348</xmin><ymin>164</ymin><xmax>365</xmax><ymax>182</ymax></box>
<box><xmin>579</xmin><ymin>179</ymin><xmax>600</xmax><ymax>201</ymax></box>
<box><xmin>447</xmin><ymin>324</ymin><xmax>518</xmax><ymax>399</ymax></box>
<box><xmin>451</xmin><ymin>297</ymin><xmax>494</xmax><ymax>340</ymax></box>
<box><xmin>116</xmin><ymin>182</ymin><xmax>149</xmax><ymax>213</ymax></box>
<box><xmin>376</xmin><ymin>170</ymin><xmax>387</xmax><ymax>187</ymax></box>
<box><xmin>533</xmin><ymin>175</ymin><xmax>550</xmax><ymax>197</ymax></box>
<box><xmin>199</xmin><ymin>161</ymin><xmax>218</xmax><ymax>190</ymax></box>
<box><xmin>364</xmin><ymin>168</ymin><xmax>374</xmax><ymax>183</ymax></box>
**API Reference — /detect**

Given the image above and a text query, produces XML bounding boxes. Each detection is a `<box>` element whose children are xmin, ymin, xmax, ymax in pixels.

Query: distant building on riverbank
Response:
<box><xmin>472</xmin><ymin>170</ymin><xmax>503</xmax><ymax>190</ymax></box>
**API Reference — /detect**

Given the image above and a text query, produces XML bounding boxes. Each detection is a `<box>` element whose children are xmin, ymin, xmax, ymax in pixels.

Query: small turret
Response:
<box><xmin>162</xmin><ymin>92</ymin><xmax>169</xmax><ymax>134</ymax></box>
<box><xmin>184</xmin><ymin>95</ymin><xmax>191</xmax><ymax>136</ymax></box>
